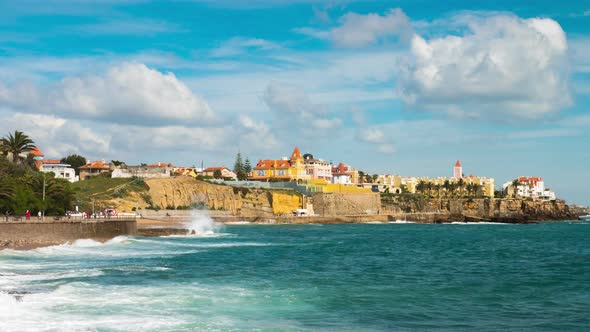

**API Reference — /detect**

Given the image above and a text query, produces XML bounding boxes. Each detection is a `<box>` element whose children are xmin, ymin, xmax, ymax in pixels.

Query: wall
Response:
<box><xmin>312</xmin><ymin>192</ymin><xmax>381</xmax><ymax>216</ymax></box>
<box><xmin>112</xmin><ymin>166</ymin><xmax>170</xmax><ymax>178</ymax></box>
<box><xmin>0</xmin><ymin>220</ymin><xmax>137</xmax><ymax>246</ymax></box>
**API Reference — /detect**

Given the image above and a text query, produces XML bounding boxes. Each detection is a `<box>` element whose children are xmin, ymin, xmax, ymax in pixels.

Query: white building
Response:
<box><xmin>303</xmin><ymin>153</ymin><xmax>333</xmax><ymax>182</ymax></box>
<box><xmin>40</xmin><ymin>160</ymin><xmax>79</xmax><ymax>183</ymax></box>
<box><xmin>112</xmin><ymin>165</ymin><xmax>171</xmax><ymax>178</ymax></box>
<box><xmin>503</xmin><ymin>176</ymin><xmax>556</xmax><ymax>201</ymax></box>
<box><xmin>332</xmin><ymin>162</ymin><xmax>352</xmax><ymax>184</ymax></box>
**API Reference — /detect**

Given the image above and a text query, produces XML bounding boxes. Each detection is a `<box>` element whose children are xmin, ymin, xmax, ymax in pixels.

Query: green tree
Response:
<box><xmin>233</xmin><ymin>152</ymin><xmax>244</xmax><ymax>173</ymax></box>
<box><xmin>244</xmin><ymin>158</ymin><xmax>252</xmax><ymax>174</ymax></box>
<box><xmin>457</xmin><ymin>178</ymin><xmax>465</xmax><ymax>197</ymax></box>
<box><xmin>1</xmin><ymin>130</ymin><xmax>35</xmax><ymax>164</ymax></box>
<box><xmin>443</xmin><ymin>180</ymin><xmax>450</xmax><ymax>198</ymax></box>
<box><xmin>61</xmin><ymin>154</ymin><xmax>87</xmax><ymax>176</ymax></box>
<box><xmin>372</xmin><ymin>174</ymin><xmax>378</xmax><ymax>183</ymax></box>
<box><xmin>111</xmin><ymin>160</ymin><xmax>125</xmax><ymax>166</ymax></box>
<box><xmin>233</xmin><ymin>152</ymin><xmax>248</xmax><ymax>180</ymax></box>
<box><xmin>416</xmin><ymin>180</ymin><xmax>426</xmax><ymax>194</ymax></box>
<box><xmin>358</xmin><ymin>171</ymin><xmax>365</xmax><ymax>184</ymax></box>
<box><xmin>213</xmin><ymin>169</ymin><xmax>222</xmax><ymax>179</ymax></box>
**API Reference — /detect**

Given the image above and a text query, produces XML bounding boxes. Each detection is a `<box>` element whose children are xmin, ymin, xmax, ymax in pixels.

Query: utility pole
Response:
<box><xmin>42</xmin><ymin>173</ymin><xmax>46</xmax><ymax>222</ymax></box>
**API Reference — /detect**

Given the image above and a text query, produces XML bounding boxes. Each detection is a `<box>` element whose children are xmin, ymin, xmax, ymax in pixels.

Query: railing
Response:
<box><xmin>1</xmin><ymin>215</ymin><xmax>137</xmax><ymax>223</ymax></box>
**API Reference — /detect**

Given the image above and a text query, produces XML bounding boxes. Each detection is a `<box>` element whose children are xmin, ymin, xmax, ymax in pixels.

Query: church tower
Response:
<box><xmin>453</xmin><ymin>160</ymin><xmax>462</xmax><ymax>179</ymax></box>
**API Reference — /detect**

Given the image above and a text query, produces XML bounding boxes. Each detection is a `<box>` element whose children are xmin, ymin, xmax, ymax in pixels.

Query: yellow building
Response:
<box><xmin>250</xmin><ymin>147</ymin><xmax>310</xmax><ymax>182</ymax></box>
<box><xmin>403</xmin><ymin>176</ymin><xmax>495</xmax><ymax>198</ymax></box>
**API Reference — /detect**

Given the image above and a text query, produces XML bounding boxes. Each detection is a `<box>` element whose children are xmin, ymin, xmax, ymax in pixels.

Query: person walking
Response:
<box><xmin>38</xmin><ymin>211</ymin><xmax>42</xmax><ymax>221</ymax></box>
<box><xmin>25</xmin><ymin>210</ymin><xmax>31</xmax><ymax>220</ymax></box>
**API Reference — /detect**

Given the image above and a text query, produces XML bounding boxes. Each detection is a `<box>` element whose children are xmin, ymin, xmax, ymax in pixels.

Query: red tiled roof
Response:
<box><xmin>147</xmin><ymin>162</ymin><xmax>173</xmax><ymax>167</ymax></box>
<box><xmin>254</xmin><ymin>159</ymin><xmax>291</xmax><ymax>169</ymax></box>
<box><xmin>455</xmin><ymin>160</ymin><xmax>461</xmax><ymax>167</ymax></box>
<box><xmin>42</xmin><ymin>159</ymin><xmax>61</xmax><ymax>164</ymax></box>
<box><xmin>332</xmin><ymin>162</ymin><xmax>349</xmax><ymax>175</ymax></box>
<box><xmin>29</xmin><ymin>146</ymin><xmax>44</xmax><ymax>156</ymax></box>
<box><xmin>290</xmin><ymin>146</ymin><xmax>302</xmax><ymax>160</ymax></box>
<box><xmin>79</xmin><ymin>160</ymin><xmax>111</xmax><ymax>170</ymax></box>
<box><xmin>203</xmin><ymin>166</ymin><xmax>230</xmax><ymax>172</ymax></box>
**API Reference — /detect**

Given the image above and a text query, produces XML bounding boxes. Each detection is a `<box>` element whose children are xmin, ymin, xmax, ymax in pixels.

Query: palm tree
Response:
<box><xmin>511</xmin><ymin>179</ymin><xmax>521</xmax><ymax>198</ymax></box>
<box><xmin>358</xmin><ymin>171</ymin><xmax>365</xmax><ymax>184</ymax></box>
<box><xmin>442</xmin><ymin>180</ymin><xmax>450</xmax><ymax>198</ymax></box>
<box><xmin>435</xmin><ymin>184</ymin><xmax>442</xmax><ymax>198</ymax></box>
<box><xmin>0</xmin><ymin>178</ymin><xmax>15</xmax><ymax>201</ymax></box>
<box><xmin>457</xmin><ymin>178</ymin><xmax>465</xmax><ymax>197</ymax></box>
<box><xmin>1</xmin><ymin>131</ymin><xmax>35</xmax><ymax>164</ymax></box>
<box><xmin>426</xmin><ymin>182</ymin><xmax>434</xmax><ymax>197</ymax></box>
<box><xmin>416</xmin><ymin>180</ymin><xmax>426</xmax><ymax>194</ymax></box>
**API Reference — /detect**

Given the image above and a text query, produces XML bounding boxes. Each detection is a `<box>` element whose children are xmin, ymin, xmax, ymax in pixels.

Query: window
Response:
<box><xmin>257</xmin><ymin>170</ymin><xmax>265</xmax><ymax>176</ymax></box>
<box><xmin>278</xmin><ymin>170</ymin><xmax>286</xmax><ymax>176</ymax></box>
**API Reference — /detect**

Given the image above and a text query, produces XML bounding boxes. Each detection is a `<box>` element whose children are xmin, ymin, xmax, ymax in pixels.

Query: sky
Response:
<box><xmin>0</xmin><ymin>0</ymin><xmax>588</xmax><ymax>205</ymax></box>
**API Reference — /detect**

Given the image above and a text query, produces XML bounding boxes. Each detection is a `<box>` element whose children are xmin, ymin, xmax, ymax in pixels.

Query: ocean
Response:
<box><xmin>1</xmin><ymin>220</ymin><xmax>589</xmax><ymax>331</ymax></box>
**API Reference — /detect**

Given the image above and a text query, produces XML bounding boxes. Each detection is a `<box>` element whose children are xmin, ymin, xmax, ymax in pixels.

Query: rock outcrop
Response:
<box><xmin>382</xmin><ymin>196</ymin><xmax>577</xmax><ymax>222</ymax></box>
<box><xmin>141</xmin><ymin>177</ymin><xmax>302</xmax><ymax>217</ymax></box>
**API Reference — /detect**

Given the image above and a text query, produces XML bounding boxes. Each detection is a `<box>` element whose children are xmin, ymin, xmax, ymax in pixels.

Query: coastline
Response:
<box><xmin>2</xmin><ymin>214</ymin><xmax>581</xmax><ymax>250</ymax></box>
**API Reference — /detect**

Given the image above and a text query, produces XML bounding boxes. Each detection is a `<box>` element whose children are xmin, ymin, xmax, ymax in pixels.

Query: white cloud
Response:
<box><xmin>262</xmin><ymin>81</ymin><xmax>342</xmax><ymax>131</ymax></box>
<box><xmin>0</xmin><ymin>63</ymin><xmax>216</xmax><ymax>126</ymax></box>
<box><xmin>356</xmin><ymin>126</ymin><xmax>396</xmax><ymax>154</ymax></box>
<box><xmin>211</xmin><ymin>37</ymin><xmax>280</xmax><ymax>57</ymax></box>
<box><xmin>0</xmin><ymin>111</ymin><xmax>110</xmax><ymax>158</ymax></box>
<box><xmin>295</xmin><ymin>8</ymin><xmax>413</xmax><ymax>48</ymax></box>
<box><xmin>71</xmin><ymin>18</ymin><xmax>184</xmax><ymax>36</ymax></box>
<box><xmin>399</xmin><ymin>14</ymin><xmax>571</xmax><ymax>119</ymax></box>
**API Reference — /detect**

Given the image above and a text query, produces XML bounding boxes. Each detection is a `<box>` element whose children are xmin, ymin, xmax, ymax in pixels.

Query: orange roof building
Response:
<box><xmin>29</xmin><ymin>146</ymin><xmax>44</xmax><ymax>158</ymax></box>
<box><xmin>250</xmin><ymin>146</ymin><xmax>309</xmax><ymax>182</ymax></box>
<box><xmin>79</xmin><ymin>160</ymin><xmax>112</xmax><ymax>180</ymax></box>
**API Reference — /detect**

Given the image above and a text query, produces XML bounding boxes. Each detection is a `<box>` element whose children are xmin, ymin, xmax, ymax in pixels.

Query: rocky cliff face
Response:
<box><xmin>133</xmin><ymin>177</ymin><xmax>302</xmax><ymax>217</ymax></box>
<box><xmin>383</xmin><ymin>196</ymin><xmax>577</xmax><ymax>221</ymax></box>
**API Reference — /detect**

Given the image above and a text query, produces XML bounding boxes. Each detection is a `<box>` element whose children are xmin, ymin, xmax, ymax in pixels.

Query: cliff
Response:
<box><xmin>102</xmin><ymin>177</ymin><xmax>302</xmax><ymax>217</ymax></box>
<box><xmin>382</xmin><ymin>195</ymin><xmax>578</xmax><ymax>222</ymax></box>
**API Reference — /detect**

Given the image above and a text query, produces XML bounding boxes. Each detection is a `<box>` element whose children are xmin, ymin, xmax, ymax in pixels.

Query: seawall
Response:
<box><xmin>0</xmin><ymin>219</ymin><xmax>137</xmax><ymax>249</ymax></box>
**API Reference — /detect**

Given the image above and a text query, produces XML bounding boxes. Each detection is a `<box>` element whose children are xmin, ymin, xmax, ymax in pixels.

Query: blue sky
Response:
<box><xmin>0</xmin><ymin>0</ymin><xmax>588</xmax><ymax>205</ymax></box>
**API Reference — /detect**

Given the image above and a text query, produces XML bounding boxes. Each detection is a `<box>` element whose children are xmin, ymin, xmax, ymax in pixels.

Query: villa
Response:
<box><xmin>503</xmin><ymin>176</ymin><xmax>556</xmax><ymax>201</ymax></box>
<box><xmin>79</xmin><ymin>160</ymin><xmax>112</xmax><ymax>179</ymax></box>
<box><xmin>40</xmin><ymin>160</ymin><xmax>79</xmax><ymax>183</ymax></box>
<box><xmin>250</xmin><ymin>147</ymin><xmax>309</xmax><ymax>182</ymax></box>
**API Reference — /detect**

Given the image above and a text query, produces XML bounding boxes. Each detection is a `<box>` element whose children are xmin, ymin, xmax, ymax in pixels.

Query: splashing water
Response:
<box><xmin>185</xmin><ymin>210</ymin><xmax>221</xmax><ymax>236</ymax></box>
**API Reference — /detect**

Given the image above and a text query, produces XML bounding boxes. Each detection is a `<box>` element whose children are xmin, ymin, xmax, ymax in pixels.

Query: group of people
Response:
<box><xmin>23</xmin><ymin>210</ymin><xmax>42</xmax><ymax>220</ymax></box>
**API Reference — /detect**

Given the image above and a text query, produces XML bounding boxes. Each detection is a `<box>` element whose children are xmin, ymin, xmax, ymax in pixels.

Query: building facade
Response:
<box><xmin>250</xmin><ymin>147</ymin><xmax>310</xmax><ymax>182</ymax></box>
<box><xmin>79</xmin><ymin>160</ymin><xmax>112</xmax><ymax>179</ymax></box>
<box><xmin>303</xmin><ymin>154</ymin><xmax>333</xmax><ymax>182</ymax></box>
<box><xmin>332</xmin><ymin>162</ymin><xmax>352</xmax><ymax>184</ymax></box>
<box><xmin>203</xmin><ymin>167</ymin><xmax>237</xmax><ymax>180</ymax></box>
<box><xmin>503</xmin><ymin>176</ymin><xmax>556</xmax><ymax>200</ymax></box>
<box><xmin>40</xmin><ymin>160</ymin><xmax>79</xmax><ymax>183</ymax></box>
<box><xmin>112</xmin><ymin>165</ymin><xmax>172</xmax><ymax>178</ymax></box>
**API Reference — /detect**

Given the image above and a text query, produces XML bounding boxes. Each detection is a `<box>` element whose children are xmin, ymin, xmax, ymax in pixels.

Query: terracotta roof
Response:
<box><xmin>203</xmin><ymin>166</ymin><xmax>230</xmax><ymax>172</ymax></box>
<box><xmin>290</xmin><ymin>146</ymin><xmax>302</xmax><ymax>160</ymax></box>
<box><xmin>147</xmin><ymin>162</ymin><xmax>173</xmax><ymax>167</ymax></box>
<box><xmin>455</xmin><ymin>160</ymin><xmax>461</xmax><ymax>167</ymax></box>
<box><xmin>29</xmin><ymin>146</ymin><xmax>44</xmax><ymax>156</ymax></box>
<box><xmin>332</xmin><ymin>162</ymin><xmax>349</xmax><ymax>175</ymax></box>
<box><xmin>79</xmin><ymin>160</ymin><xmax>111</xmax><ymax>170</ymax></box>
<box><xmin>254</xmin><ymin>159</ymin><xmax>291</xmax><ymax>169</ymax></box>
<box><xmin>42</xmin><ymin>159</ymin><xmax>62</xmax><ymax>164</ymax></box>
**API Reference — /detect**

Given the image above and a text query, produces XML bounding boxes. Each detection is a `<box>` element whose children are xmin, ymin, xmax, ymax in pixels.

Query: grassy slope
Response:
<box><xmin>71</xmin><ymin>176</ymin><xmax>148</xmax><ymax>210</ymax></box>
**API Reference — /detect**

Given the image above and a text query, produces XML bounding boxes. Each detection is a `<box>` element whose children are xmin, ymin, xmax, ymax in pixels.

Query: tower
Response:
<box><xmin>453</xmin><ymin>160</ymin><xmax>462</xmax><ymax>179</ymax></box>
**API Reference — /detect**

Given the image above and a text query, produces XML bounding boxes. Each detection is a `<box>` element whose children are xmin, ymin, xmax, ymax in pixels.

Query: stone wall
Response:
<box><xmin>0</xmin><ymin>220</ymin><xmax>137</xmax><ymax>248</ymax></box>
<box><xmin>312</xmin><ymin>192</ymin><xmax>381</xmax><ymax>216</ymax></box>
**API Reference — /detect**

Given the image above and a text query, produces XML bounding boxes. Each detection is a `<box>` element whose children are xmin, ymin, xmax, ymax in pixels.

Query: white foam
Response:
<box><xmin>184</xmin><ymin>210</ymin><xmax>223</xmax><ymax>236</ymax></box>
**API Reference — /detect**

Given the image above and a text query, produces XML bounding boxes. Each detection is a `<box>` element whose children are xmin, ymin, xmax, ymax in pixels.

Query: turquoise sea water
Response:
<box><xmin>1</xmin><ymin>221</ymin><xmax>589</xmax><ymax>331</ymax></box>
